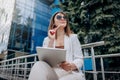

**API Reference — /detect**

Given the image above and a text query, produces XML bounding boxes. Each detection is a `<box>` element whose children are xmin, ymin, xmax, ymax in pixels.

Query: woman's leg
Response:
<box><xmin>28</xmin><ymin>61</ymin><xmax>58</xmax><ymax>80</ymax></box>
<box><xmin>59</xmin><ymin>72</ymin><xmax>85</xmax><ymax>80</ymax></box>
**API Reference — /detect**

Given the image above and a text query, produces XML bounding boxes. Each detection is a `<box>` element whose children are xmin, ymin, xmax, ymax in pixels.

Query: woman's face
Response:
<box><xmin>54</xmin><ymin>13</ymin><xmax>67</xmax><ymax>29</ymax></box>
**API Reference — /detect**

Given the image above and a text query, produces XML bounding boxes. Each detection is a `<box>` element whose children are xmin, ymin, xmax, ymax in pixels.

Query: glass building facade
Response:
<box><xmin>31</xmin><ymin>0</ymin><xmax>51</xmax><ymax>53</ymax></box>
<box><xmin>0</xmin><ymin>0</ymin><xmax>15</xmax><ymax>54</ymax></box>
<box><xmin>7</xmin><ymin>0</ymin><xmax>52</xmax><ymax>58</ymax></box>
<box><xmin>51</xmin><ymin>0</ymin><xmax>61</xmax><ymax>14</ymax></box>
<box><xmin>0</xmin><ymin>0</ymin><xmax>59</xmax><ymax>59</ymax></box>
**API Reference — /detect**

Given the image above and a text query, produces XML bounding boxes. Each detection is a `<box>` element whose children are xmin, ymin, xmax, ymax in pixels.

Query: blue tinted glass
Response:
<box><xmin>8</xmin><ymin>0</ymin><xmax>52</xmax><ymax>54</ymax></box>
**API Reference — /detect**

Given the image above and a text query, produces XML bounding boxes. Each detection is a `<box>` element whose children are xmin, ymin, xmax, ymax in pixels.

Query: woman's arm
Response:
<box><xmin>43</xmin><ymin>37</ymin><xmax>54</xmax><ymax>48</ymax></box>
<box><xmin>71</xmin><ymin>34</ymin><xmax>84</xmax><ymax>71</ymax></box>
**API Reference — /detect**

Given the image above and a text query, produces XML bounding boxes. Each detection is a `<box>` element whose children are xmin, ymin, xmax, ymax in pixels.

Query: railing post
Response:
<box><xmin>100</xmin><ymin>57</ymin><xmax>105</xmax><ymax>80</ymax></box>
<box><xmin>14</xmin><ymin>59</ymin><xmax>17</xmax><ymax>79</ymax></box>
<box><xmin>11</xmin><ymin>60</ymin><xmax>13</xmax><ymax>80</ymax></box>
<box><xmin>91</xmin><ymin>47</ymin><xmax>97</xmax><ymax>80</ymax></box>
<box><xmin>17</xmin><ymin>59</ymin><xmax>20</xmax><ymax>79</ymax></box>
<box><xmin>24</xmin><ymin>57</ymin><xmax>27</xmax><ymax>79</ymax></box>
<box><xmin>3</xmin><ymin>61</ymin><xmax>6</xmax><ymax>78</ymax></box>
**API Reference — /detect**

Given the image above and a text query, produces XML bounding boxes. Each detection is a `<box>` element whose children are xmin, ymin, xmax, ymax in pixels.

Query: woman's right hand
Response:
<box><xmin>48</xmin><ymin>29</ymin><xmax>56</xmax><ymax>40</ymax></box>
<box><xmin>48</xmin><ymin>25</ymin><xmax>61</xmax><ymax>40</ymax></box>
<box><xmin>59</xmin><ymin>61</ymin><xmax>72</xmax><ymax>72</ymax></box>
<box><xmin>48</xmin><ymin>29</ymin><xmax>56</xmax><ymax>47</ymax></box>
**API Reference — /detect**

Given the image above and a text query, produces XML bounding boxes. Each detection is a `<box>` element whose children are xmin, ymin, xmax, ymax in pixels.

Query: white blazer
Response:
<box><xmin>43</xmin><ymin>34</ymin><xmax>83</xmax><ymax>71</ymax></box>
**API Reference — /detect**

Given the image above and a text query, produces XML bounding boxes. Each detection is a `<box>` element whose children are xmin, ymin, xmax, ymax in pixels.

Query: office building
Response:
<box><xmin>0</xmin><ymin>0</ymin><xmax>54</xmax><ymax>59</ymax></box>
<box><xmin>0</xmin><ymin>0</ymin><xmax>15</xmax><ymax>59</ymax></box>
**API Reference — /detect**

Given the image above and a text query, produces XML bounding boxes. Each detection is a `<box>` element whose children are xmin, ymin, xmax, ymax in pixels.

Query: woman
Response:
<box><xmin>28</xmin><ymin>11</ymin><xmax>85</xmax><ymax>80</ymax></box>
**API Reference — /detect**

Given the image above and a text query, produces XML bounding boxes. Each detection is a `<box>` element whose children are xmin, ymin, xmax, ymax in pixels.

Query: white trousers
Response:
<box><xmin>28</xmin><ymin>61</ymin><xmax>85</xmax><ymax>80</ymax></box>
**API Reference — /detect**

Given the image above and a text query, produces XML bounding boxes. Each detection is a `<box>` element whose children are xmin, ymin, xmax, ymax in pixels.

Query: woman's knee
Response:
<box><xmin>29</xmin><ymin>61</ymin><xmax>58</xmax><ymax>80</ymax></box>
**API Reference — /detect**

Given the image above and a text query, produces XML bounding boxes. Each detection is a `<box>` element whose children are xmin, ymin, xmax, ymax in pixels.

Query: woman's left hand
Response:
<box><xmin>59</xmin><ymin>61</ymin><xmax>77</xmax><ymax>71</ymax></box>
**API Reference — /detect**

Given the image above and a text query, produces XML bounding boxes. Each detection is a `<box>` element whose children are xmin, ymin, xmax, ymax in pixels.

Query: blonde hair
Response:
<box><xmin>48</xmin><ymin>11</ymin><xmax>72</xmax><ymax>37</ymax></box>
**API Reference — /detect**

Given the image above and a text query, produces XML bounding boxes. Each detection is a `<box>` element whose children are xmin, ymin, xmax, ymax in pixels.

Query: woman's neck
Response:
<box><xmin>55</xmin><ymin>29</ymin><xmax>65</xmax><ymax>46</ymax></box>
<box><xmin>56</xmin><ymin>29</ymin><xmax>65</xmax><ymax>38</ymax></box>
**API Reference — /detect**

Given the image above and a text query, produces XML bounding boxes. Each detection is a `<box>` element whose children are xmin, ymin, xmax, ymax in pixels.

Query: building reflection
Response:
<box><xmin>5</xmin><ymin>0</ymin><xmax>53</xmax><ymax>59</ymax></box>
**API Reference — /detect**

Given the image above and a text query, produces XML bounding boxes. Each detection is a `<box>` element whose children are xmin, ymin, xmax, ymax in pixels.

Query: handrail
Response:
<box><xmin>81</xmin><ymin>41</ymin><xmax>104</xmax><ymax>48</ymax></box>
<box><xmin>0</xmin><ymin>54</ymin><xmax>37</xmax><ymax>63</ymax></box>
<box><xmin>0</xmin><ymin>41</ymin><xmax>119</xmax><ymax>80</ymax></box>
<box><xmin>0</xmin><ymin>53</ymin><xmax>119</xmax><ymax>80</ymax></box>
<box><xmin>84</xmin><ymin>53</ymin><xmax>120</xmax><ymax>58</ymax></box>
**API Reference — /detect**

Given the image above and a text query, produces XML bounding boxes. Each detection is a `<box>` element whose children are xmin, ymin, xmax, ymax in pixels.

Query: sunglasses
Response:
<box><xmin>56</xmin><ymin>15</ymin><xmax>67</xmax><ymax>20</ymax></box>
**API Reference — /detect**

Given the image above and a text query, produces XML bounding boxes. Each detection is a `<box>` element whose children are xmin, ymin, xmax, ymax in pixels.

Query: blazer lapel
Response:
<box><xmin>64</xmin><ymin>35</ymin><xmax>70</xmax><ymax>50</ymax></box>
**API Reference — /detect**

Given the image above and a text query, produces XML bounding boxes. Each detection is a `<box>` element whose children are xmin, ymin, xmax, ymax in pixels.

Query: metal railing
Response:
<box><xmin>0</xmin><ymin>41</ymin><xmax>120</xmax><ymax>80</ymax></box>
<box><xmin>82</xmin><ymin>41</ymin><xmax>120</xmax><ymax>80</ymax></box>
<box><xmin>83</xmin><ymin>53</ymin><xmax>120</xmax><ymax>80</ymax></box>
<box><xmin>0</xmin><ymin>54</ymin><xmax>38</xmax><ymax>80</ymax></box>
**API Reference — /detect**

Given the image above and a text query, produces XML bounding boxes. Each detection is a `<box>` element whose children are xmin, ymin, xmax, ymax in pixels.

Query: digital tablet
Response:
<box><xmin>36</xmin><ymin>47</ymin><xmax>66</xmax><ymax>67</ymax></box>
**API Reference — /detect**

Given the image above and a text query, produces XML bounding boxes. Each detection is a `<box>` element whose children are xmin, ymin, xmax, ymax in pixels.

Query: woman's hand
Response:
<box><xmin>48</xmin><ymin>25</ymin><xmax>61</xmax><ymax>47</ymax></box>
<box><xmin>48</xmin><ymin>25</ymin><xmax>61</xmax><ymax>40</ymax></box>
<box><xmin>48</xmin><ymin>29</ymin><xmax>56</xmax><ymax>40</ymax></box>
<box><xmin>59</xmin><ymin>61</ymin><xmax>77</xmax><ymax>72</ymax></box>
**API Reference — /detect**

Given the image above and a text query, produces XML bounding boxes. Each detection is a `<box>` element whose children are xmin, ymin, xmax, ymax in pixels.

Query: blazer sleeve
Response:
<box><xmin>42</xmin><ymin>37</ymin><xmax>49</xmax><ymax>47</ymax></box>
<box><xmin>71</xmin><ymin>34</ymin><xmax>83</xmax><ymax>70</ymax></box>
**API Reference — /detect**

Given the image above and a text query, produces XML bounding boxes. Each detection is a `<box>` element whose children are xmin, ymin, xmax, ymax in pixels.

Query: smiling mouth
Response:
<box><xmin>60</xmin><ymin>22</ymin><xmax>66</xmax><ymax>23</ymax></box>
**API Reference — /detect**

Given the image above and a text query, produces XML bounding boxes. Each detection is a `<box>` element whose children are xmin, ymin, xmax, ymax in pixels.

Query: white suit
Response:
<box><xmin>28</xmin><ymin>34</ymin><xmax>85</xmax><ymax>80</ymax></box>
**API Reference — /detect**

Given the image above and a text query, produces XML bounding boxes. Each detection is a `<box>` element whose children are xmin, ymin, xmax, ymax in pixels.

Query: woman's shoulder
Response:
<box><xmin>69</xmin><ymin>33</ymin><xmax>78</xmax><ymax>38</ymax></box>
<box><xmin>69</xmin><ymin>34</ymin><xmax>79</xmax><ymax>41</ymax></box>
<box><xmin>44</xmin><ymin>36</ymin><xmax>49</xmax><ymax>40</ymax></box>
<box><xmin>43</xmin><ymin>37</ymin><xmax>50</xmax><ymax>43</ymax></box>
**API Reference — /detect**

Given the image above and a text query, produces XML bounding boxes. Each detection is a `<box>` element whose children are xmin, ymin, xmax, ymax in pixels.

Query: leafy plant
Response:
<box><xmin>58</xmin><ymin>0</ymin><xmax>120</xmax><ymax>54</ymax></box>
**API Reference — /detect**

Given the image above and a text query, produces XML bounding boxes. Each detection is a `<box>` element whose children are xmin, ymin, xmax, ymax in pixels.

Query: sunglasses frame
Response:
<box><xmin>56</xmin><ymin>15</ymin><xmax>67</xmax><ymax>20</ymax></box>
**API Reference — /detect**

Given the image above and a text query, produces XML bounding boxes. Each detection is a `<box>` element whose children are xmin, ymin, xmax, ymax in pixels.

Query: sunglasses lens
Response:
<box><xmin>63</xmin><ymin>16</ymin><xmax>67</xmax><ymax>20</ymax></box>
<box><xmin>56</xmin><ymin>15</ymin><xmax>62</xmax><ymax>20</ymax></box>
<box><xmin>56</xmin><ymin>15</ymin><xmax>67</xmax><ymax>20</ymax></box>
